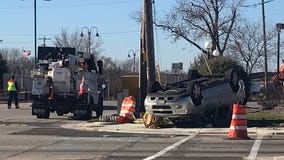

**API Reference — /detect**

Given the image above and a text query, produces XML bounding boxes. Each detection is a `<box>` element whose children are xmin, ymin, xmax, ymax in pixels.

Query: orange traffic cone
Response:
<box><xmin>228</xmin><ymin>103</ymin><xmax>249</xmax><ymax>139</ymax></box>
<box><xmin>78</xmin><ymin>75</ymin><xmax>87</xmax><ymax>95</ymax></box>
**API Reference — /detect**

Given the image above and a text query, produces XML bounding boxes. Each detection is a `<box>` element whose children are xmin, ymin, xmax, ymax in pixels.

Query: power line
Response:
<box><xmin>241</xmin><ymin>0</ymin><xmax>275</xmax><ymax>8</ymax></box>
<box><xmin>0</xmin><ymin>30</ymin><xmax>140</xmax><ymax>37</ymax></box>
<box><xmin>0</xmin><ymin>0</ymin><xmax>139</xmax><ymax>10</ymax></box>
<box><xmin>39</xmin><ymin>36</ymin><xmax>51</xmax><ymax>47</ymax></box>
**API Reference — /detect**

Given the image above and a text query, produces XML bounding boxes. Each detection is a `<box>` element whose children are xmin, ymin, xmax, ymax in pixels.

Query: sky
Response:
<box><xmin>0</xmin><ymin>0</ymin><xmax>283</xmax><ymax>72</ymax></box>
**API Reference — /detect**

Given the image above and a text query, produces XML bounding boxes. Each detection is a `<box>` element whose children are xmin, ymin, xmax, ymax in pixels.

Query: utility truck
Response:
<box><xmin>31</xmin><ymin>47</ymin><xmax>104</xmax><ymax>120</ymax></box>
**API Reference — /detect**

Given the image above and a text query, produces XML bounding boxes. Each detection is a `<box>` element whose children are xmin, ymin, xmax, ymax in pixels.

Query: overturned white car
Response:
<box><xmin>144</xmin><ymin>67</ymin><xmax>250</xmax><ymax>126</ymax></box>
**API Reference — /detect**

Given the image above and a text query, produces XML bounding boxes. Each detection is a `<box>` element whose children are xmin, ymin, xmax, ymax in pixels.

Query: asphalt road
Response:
<box><xmin>0</xmin><ymin>102</ymin><xmax>284</xmax><ymax>160</ymax></box>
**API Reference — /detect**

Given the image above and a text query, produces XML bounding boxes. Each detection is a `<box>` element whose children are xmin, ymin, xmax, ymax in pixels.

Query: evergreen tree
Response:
<box><xmin>190</xmin><ymin>55</ymin><xmax>241</xmax><ymax>75</ymax></box>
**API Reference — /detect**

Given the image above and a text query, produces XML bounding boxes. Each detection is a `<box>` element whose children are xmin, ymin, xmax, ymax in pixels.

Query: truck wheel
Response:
<box><xmin>73</xmin><ymin>110</ymin><xmax>80</xmax><ymax>120</ymax></box>
<box><xmin>226</xmin><ymin>69</ymin><xmax>239</xmax><ymax>93</ymax></box>
<box><xmin>73</xmin><ymin>109</ymin><xmax>92</xmax><ymax>120</ymax></box>
<box><xmin>85</xmin><ymin>109</ymin><xmax>92</xmax><ymax>120</ymax></box>
<box><xmin>96</xmin><ymin>95</ymin><xmax>103</xmax><ymax>118</ymax></box>
<box><xmin>187</xmin><ymin>81</ymin><xmax>202</xmax><ymax>105</ymax></box>
<box><xmin>36</xmin><ymin>109</ymin><xmax>50</xmax><ymax>119</ymax></box>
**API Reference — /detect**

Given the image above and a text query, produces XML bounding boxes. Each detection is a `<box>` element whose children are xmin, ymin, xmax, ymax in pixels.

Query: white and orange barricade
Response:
<box><xmin>117</xmin><ymin>96</ymin><xmax>136</xmax><ymax>123</ymax></box>
<box><xmin>228</xmin><ymin>103</ymin><xmax>249</xmax><ymax>139</ymax></box>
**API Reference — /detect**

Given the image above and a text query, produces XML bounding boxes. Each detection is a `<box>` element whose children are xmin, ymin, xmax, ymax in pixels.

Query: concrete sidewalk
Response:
<box><xmin>1</xmin><ymin>102</ymin><xmax>283</xmax><ymax>136</ymax></box>
<box><xmin>62</xmin><ymin>120</ymin><xmax>284</xmax><ymax>136</ymax></box>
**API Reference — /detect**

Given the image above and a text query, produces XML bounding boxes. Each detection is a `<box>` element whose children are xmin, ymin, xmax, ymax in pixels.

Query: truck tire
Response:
<box><xmin>36</xmin><ymin>109</ymin><xmax>50</xmax><ymax>119</ymax></box>
<box><xmin>187</xmin><ymin>81</ymin><xmax>202</xmax><ymax>105</ymax></box>
<box><xmin>73</xmin><ymin>109</ymin><xmax>92</xmax><ymax>120</ymax></box>
<box><xmin>226</xmin><ymin>69</ymin><xmax>239</xmax><ymax>93</ymax></box>
<box><xmin>73</xmin><ymin>110</ymin><xmax>80</xmax><ymax>120</ymax></box>
<box><xmin>84</xmin><ymin>109</ymin><xmax>92</xmax><ymax>120</ymax></box>
<box><xmin>96</xmin><ymin>95</ymin><xmax>103</xmax><ymax>118</ymax></box>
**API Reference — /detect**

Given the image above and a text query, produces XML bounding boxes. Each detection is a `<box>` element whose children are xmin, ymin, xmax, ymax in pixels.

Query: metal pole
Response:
<box><xmin>108</xmin><ymin>71</ymin><xmax>110</xmax><ymax>100</ymax></box>
<box><xmin>88</xmin><ymin>31</ymin><xmax>91</xmax><ymax>54</ymax></box>
<box><xmin>262</xmin><ymin>0</ymin><xmax>268</xmax><ymax>91</ymax></box>
<box><xmin>34</xmin><ymin>0</ymin><xmax>37</xmax><ymax>67</ymax></box>
<box><xmin>277</xmin><ymin>30</ymin><xmax>280</xmax><ymax>78</ymax></box>
<box><xmin>80</xmin><ymin>27</ymin><xmax>99</xmax><ymax>54</ymax></box>
<box><xmin>133</xmin><ymin>53</ymin><xmax>136</xmax><ymax>72</ymax></box>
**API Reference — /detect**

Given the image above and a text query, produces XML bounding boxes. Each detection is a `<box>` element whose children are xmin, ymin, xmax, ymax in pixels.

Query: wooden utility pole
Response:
<box><xmin>144</xmin><ymin>0</ymin><xmax>156</xmax><ymax>91</ymax></box>
<box><xmin>262</xmin><ymin>0</ymin><xmax>268</xmax><ymax>91</ymax></box>
<box><xmin>139</xmin><ymin>9</ymin><xmax>147</xmax><ymax>113</ymax></box>
<box><xmin>39</xmin><ymin>36</ymin><xmax>51</xmax><ymax>47</ymax></box>
<box><xmin>138</xmin><ymin>0</ymin><xmax>156</xmax><ymax>114</ymax></box>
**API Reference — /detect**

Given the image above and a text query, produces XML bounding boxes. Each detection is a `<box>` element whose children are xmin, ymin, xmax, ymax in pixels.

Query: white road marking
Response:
<box><xmin>247</xmin><ymin>134</ymin><xmax>264</xmax><ymax>160</ymax></box>
<box><xmin>274</xmin><ymin>156</ymin><xmax>284</xmax><ymax>160</ymax></box>
<box><xmin>143</xmin><ymin>133</ymin><xmax>197</xmax><ymax>160</ymax></box>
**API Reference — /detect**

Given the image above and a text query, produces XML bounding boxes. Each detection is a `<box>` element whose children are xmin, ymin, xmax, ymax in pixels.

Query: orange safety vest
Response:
<box><xmin>119</xmin><ymin>96</ymin><xmax>136</xmax><ymax>121</ymax></box>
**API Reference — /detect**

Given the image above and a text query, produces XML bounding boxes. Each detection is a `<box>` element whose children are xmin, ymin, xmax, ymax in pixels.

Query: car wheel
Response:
<box><xmin>226</xmin><ymin>69</ymin><xmax>239</xmax><ymax>92</ymax></box>
<box><xmin>187</xmin><ymin>69</ymin><xmax>202</xmax><ymax>80</ymax></box>
<box><xmin>149</xmin><ymin>81</ymin><xmax>162</xmax><ymax>93</ymax></box>
<box><xmin>187</xmin><ymin>81</ymin><xmax>202</xmax><ymax>105</ymax></box>
<box><xmin>238</xmin><ymin>79</ymin><xmax>248</xmax><ymax>105</ymax></box>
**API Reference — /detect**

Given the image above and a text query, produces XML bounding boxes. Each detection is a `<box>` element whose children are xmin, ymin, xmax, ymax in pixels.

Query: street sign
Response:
<box><xmin>172</xmin><ymin>62</ymin><xmax>183</xmax><ymax>75</ymax></box>
<box><xmin>276</xmin><ymin>23</ymin><xmax>284</xmax><ymax>30</ymax></box>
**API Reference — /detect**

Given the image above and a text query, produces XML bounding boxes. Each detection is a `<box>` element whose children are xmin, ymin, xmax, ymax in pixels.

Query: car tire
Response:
<box><xmin>149</xmin><ymin>81</ymin><xmax>162</xmax><ymax>93</ymax></box>
<box><xmin>226</xmin><ymin>69</ymin><xmax>239</xmax><ymax>93</ymax></box>
<box><xmin>187</xmin><ymin>81</ymin><xmax>202</xmax><ymax>105</ymax></box>
<box><xmin>187</xmin><ymin>69</ymin><xmax>202</xmax><ymax>80</ymax></box>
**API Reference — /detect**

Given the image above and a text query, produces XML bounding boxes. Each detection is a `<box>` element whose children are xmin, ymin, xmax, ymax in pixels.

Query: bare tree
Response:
<box><xmin>0</xmin><ymin>47</ymin><xmax>33</xmax><ymax>77</ymax></box>
<box><xmin>53</xmin><ymin>29</ymin><xmax>103</xmax><ymax>56</ymax></box>
<box><xmin>1</xmin><ymin>48</ymin><xmax>22</xmax><ymax>73</ymax></box>
<box><xmin>156</xmin><ymin>0</ymin><xmax>242</xmax><ymax>55</ymax></box>
<box><xmin>0</xmin><ymin>53</ymin><xmax>8</xmax><ymax>89</ymax></box>
<box><xmin>228</xmin><ymin>20</ymin><xmax>276</xmax><ymax>74</ymax></box>
<box><xmin>100</xmin><ymin>56</ymin><xmax>126</xmax><ymax>99</ymax></box>
<box><xmin>120</xmin><ymin>58</ymin><xmax>135</xmax><ymax>74</ymax></box>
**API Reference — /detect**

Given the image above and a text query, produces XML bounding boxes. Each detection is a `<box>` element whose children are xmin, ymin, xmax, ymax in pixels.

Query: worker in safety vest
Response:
<box><xmin>7</xmin><ymin>75</ymin><xmax>19</xmax><ymax>109</ymax></box>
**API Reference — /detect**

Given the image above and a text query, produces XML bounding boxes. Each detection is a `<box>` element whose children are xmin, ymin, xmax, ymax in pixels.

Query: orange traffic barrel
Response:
<box><xmin>228</xmin><ymin>103</ymin><xmax>250</xmax><ymax>139</ymax></box>
<box><xmin>118</xmin><ymin>96</ymin><xmax>136</xmax><ymax>123</ymax></box>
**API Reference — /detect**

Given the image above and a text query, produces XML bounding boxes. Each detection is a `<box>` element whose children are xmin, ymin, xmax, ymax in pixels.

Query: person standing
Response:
<box><xmin>7</xmin><ymin>75</ymin><xmax>19</xmax><ymax>109</ymax></box>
